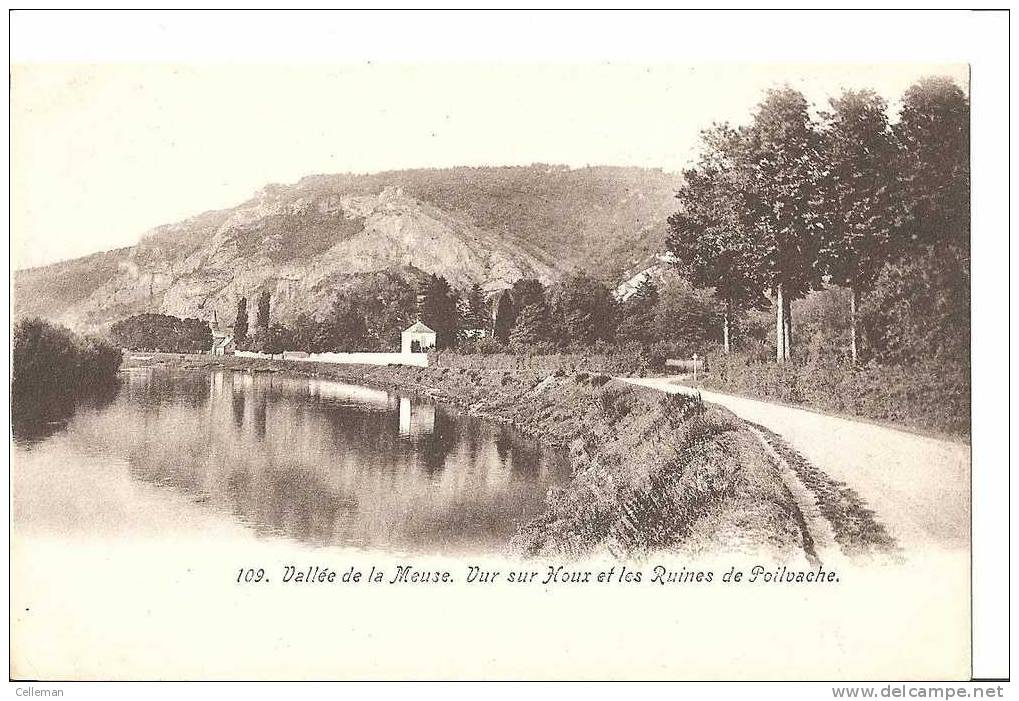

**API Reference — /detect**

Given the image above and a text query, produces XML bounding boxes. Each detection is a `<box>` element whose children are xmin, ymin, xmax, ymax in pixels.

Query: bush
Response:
<box><xmin>12</xmin><ymin>318</ymin><xmax>122</xmax><ymax>402</ymax></box>
<box><xmin>702</xmin><ymin>352</ymin><xmax>969</xmax><ymax>438</ymax></box>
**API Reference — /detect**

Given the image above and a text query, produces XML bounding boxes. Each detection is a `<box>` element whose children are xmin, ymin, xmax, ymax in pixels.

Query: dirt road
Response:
<box><xmin>622</xmin><ymin>377</ymin><xmax>970</xmax><ymax>553</ymax></box>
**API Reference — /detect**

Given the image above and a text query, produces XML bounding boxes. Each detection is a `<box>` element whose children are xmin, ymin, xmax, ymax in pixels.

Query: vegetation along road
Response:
<box><xmin>623</xmin><ymin>376</ymin><xmax>970</xmax><ymax>554</ymax></box>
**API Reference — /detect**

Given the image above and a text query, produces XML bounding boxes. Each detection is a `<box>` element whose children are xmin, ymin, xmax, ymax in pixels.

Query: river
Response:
<box><xmin>12</xmin><ymin>366</ymin><xmax>570</xmax><ymax>555</ymax></box>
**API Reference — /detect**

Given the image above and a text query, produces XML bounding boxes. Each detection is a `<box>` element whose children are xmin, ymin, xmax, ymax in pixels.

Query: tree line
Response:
<box><xmin>110</xmin><ymin>313</ymin><xmax>214</xmax><ymax>353</ymax></box>
<box><xmin>667</xmin><ymin>76</ymin><xmax>969</xmax><ymax>365</ymax></box>
<box><xmin>218</xmin><ymin>271</ymin><xmax>722</xmax><ymax>357</ymax></box>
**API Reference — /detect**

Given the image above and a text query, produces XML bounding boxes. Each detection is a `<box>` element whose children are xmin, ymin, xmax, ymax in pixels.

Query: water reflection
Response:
<box><xmin>14</xmin><ymin>368</ymin><xmax>569</xmax><ymax>554</ymax></box>
<box><xmin>11</xmin><ymin>380</ymin><xmax>121</xmax><ymax>445</ymax></box>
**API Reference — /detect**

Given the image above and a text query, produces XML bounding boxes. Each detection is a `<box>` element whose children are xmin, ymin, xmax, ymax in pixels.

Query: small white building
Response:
<box><xmin>401</xmin><ymin>321</ymin><xmax>437</xmax><ymax>354</ymax></box>
<box><xmin>211</xmin><ymin>333</ymin><xmax>235</xmax><ymax>356</ymax></box>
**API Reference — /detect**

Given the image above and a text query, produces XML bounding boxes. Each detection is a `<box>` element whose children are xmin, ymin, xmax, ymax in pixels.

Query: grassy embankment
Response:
<box><xmin>127</xmin><ymin>353</ymin><xmax>891</xmax><ymax>559</ymax></box>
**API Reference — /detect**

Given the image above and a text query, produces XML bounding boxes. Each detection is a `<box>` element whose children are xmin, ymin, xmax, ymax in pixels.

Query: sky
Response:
<box><xmin>10</xmin><ymin>63</ymin><xmax>968</xmax><ymax>270</ymax></box>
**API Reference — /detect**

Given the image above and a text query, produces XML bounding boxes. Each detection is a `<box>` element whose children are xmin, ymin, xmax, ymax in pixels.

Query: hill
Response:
<box><xmin>13</xmin><ymin>165</ymin><xmax>681</xmax><ymax>332</ymax></box>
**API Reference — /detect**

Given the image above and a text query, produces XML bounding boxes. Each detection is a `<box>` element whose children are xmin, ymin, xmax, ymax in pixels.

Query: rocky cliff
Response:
<box><xmin>14</xmin><ymin>165</ymin><xmax>681</xmax><ymax>332</ymax></box>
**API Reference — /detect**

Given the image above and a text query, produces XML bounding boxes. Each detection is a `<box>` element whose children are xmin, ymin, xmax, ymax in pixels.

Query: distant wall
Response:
<box><xmin>426</xmin><ymin>351</ymin><xmax>663</xmax><ymax>375</ymax></box>
<box><xmin>234</xmin><ymin>350</ymin><xmax>428</xmax><ymax>367</ymax></box>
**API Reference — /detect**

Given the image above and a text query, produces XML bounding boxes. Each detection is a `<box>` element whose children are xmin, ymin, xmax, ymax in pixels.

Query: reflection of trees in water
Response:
<box><xmin>12</xmin><ymin>379</ymin><xmax>121</xmax><ymax>446</ymax></box>
<box><xmin>50</xmin><ymin>367</ymin><xmax>571</xmax><ymax>552</ymax></box>
<box><xmin>224</xmin><ymin>464</ymin><xmax>357</xmax><ymax>545</ymax></box>
<box><xmin>119</xmin><ymin>368</ymin><xmax>211</xmax><ymax>409</ymax></box>
<box><xmin>416</xmin><ymin>408</ymin><xmax>456</xmax><ymax>477</ymax></box>
<box><xmin>231</xmin><ymin>392</ymin><xmax>245</xmax><ymax>430</ymax></box>
<box><xmin>254</xmin><ymin>394</ymin><xmax>267</xmax><ymax>440</ymax></box>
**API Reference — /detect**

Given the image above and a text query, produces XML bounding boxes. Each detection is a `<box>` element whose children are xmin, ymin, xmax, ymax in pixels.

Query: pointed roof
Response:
<box><xmin>403</xmin><ymin>321</ymin><xmax>435</xmax><ymax>334</ymax></box>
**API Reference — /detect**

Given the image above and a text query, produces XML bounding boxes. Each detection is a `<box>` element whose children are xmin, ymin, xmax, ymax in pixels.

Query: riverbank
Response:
<box><xmin>125</xmin><ymin>353</ymin><xmax>886</xmax><ymax>559</ymax></box>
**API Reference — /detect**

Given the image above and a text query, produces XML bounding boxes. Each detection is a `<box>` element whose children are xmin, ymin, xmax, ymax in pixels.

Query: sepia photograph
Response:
<box><xmin>6</xmin><ymin>9</ymin><xmax>1009</xmax><ymax>691</ymax></box>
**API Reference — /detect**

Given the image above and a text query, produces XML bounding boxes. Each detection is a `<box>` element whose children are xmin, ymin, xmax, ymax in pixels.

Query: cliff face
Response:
<box><xmin>13</xmin><ymin>165</ymin><xmax>681</xmax><ymax>332</ymax></box>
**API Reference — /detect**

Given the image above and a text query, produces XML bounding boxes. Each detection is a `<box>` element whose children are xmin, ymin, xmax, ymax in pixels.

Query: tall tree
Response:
<box><xmin>234</xmin><ymin>296</ymin><xmax>249</xmax><ymax>348</ymax></box>
<box><xmin>817</xmin><ymin>89</ymin><xmax>899</xmax><ymax>364</ymax></box>
<box><xmin>256</xmin><ymin>290</ymin><xmax>271</xmax><ymax>331</ymax></box>
<box><xmin>668</xmin><ymin>124</ymin><xmax>765</xmax><ymax>353</ymax></box>
<box><xmin>743</xmin><ymin>87</ymin><xmax>825</xmax><ymax>362</ymax></box>
<box><xmin>463</xmin><ymin>282</ymin><xmax>491</xmax><ymax>332</ymax></box>
<box><xmin>493</xmin><ymin>291</ymin><xmax>515</xmax><ymax>343</ymax></box>
<box><xmin>861</xmin><ymin>76</ymin><xmax>971</xmax><ymax>364</ymax></box>
<box><xmin>893</xmin><ymin>77</ymin><xmax>970</xmax><ymax>254</ymax></box>
<box><xmin>418</xmin><ymin>274</ymin><xmax>459</xmax><ymax>349</ymax></box>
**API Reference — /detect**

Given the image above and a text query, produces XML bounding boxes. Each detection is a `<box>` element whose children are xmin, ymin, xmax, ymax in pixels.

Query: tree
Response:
<box><xmin>260</xmin><ymin>323</ymin><xmax>289</xmax><ymax>356</ymax></box>
<box><xmin>418</xmin><ymin>274</ymin><xmax>459</xmax><ymax>349</ymax></box>
<box><xmin>462</xmin><ymin>282</ymin><xmax>491</xmax><ymax>332</ymax></box>
<box><xmin>817</xmin><ymin>89</ymin><xmax>899</xmax><ymax>364</ymax></box>
<box><xmin>743</xmin><ymin>87</ymin><xmax>825</xmax><ymax>362</ymax></box>
<box><xmin>289</xmin><ymin>312</ymin><xmax>332</xmax><ymax>353</ymax></box>
<box><xmin>861</xmin><ymin>246</ymin><xmax>969</xmax><ymax>363</ymax></box>
<box><xmin>654</xmin><ymin>277</ymin><xmax>724</xmax><ymax>354</ymax></box>
<box><xmin>13</xmin><ymin>318</ymin><xmax>122</xmax><ymax>403</ymax></box>
<box><xmin>109</xmin><ymin>313</ymin><xmax>212</xmax><ymax>353</ymax></box>
<box><xmin>256</xmin><ymin>290</ymin><xmax>271</xmax><ymax>332</ymax></box>
<box><xmin>616</xmin><ymin>277</ymin><xmax>661</xmax><ymax>345</ymax></box>
<box><xmin>893</xmin><ymin>77</ymin><xmax>970</xmax><ymax>254</ymax></box>
<box><xmin>510</xmin><ymin>278</ymin><xmax>547</xmax><ymax>311</ymax></box>
<box><xmin>359</xmin><ymin>274</ymin><xmax>417</xmax><ymax>351</ymax></box>
<box><xmin>493</xmin><ymin>291</ymin><xmax>515</xmax><ymax>343</ymax></box>
<box><xmin>234</xmin><ymin>297</ymin><xmax>249</xmax><ymax>349</ymax></box>
<box><xmin>668</xmin><ymin>124</ymin><xmax>766</xmax><ymax>353</ymax></box>
<box><xmin>324</xmin><ymin>295</ymin><xmax>369</xmax><ymax>351</ymax></box>
<box><xmin>509</xmin><ymin>302</ymin><xmax>550</xmax><ymax>346</ymax></box>
<box><xmin>546</xmin><ymin>271</ymin><xmax>616</xmax><ymax>347</ymax></box>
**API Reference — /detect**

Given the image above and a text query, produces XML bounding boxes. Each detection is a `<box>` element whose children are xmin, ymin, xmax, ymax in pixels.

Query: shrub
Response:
<box><xmin>12</xmin><ymin>318</ymin><xmax>122</xmax><ymax>402</ymax></box>
<box><xmin>702</xmin><ymin>352</ymin><xmax>969</xmax><ymax>437</ymax></box>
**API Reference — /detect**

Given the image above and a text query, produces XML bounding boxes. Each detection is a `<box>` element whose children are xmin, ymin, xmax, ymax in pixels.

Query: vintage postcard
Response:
<box><xmin>7</xmin><ymin>10</ymin><xmax>1007</xmax><ymax>688</ymax></box>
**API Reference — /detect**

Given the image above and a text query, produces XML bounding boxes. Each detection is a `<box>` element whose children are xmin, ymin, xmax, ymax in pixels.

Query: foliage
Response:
<box><xmin>12</xmin><ymin>317</ymin><xmax>122</xmax><ymax>401</ymax></box>
<box><xmin>462</xmin><ymin>282</ymin><xmax>491</xmax><ymax>332</ymax></box>
<box><xmin>110</xmin><ymin>313</ymin><xmax>213</xmax><ymax>353</ymax></box>
<box><xmin>817</xmin><ymin>89</ymin><xmax>898</xmax><ymax>293</ymax></box>
<box><xmin>615</xmin><ymin>278</ymin><xmax>660</xmax><ymax>345</ymax></box>
<box><xmin>256</xmin><ymin>290</ymin><xmax>271</xmax><ymax>331</ymax></box>
<box><xmin>234</xmin><ymin>297</ymin><xmax>249</xmax><ymax>349</ymax></box>
<box><xmin>508</xmin><ymin>302</ymin><xmax>550</xmax><ymax>347</ymax></box>
<box><xmin>861</xmin><ymin>245</ymin><xmax>970</xmax><ymax>364</ymax></box>
<box><xmin>258</xmin><ymin>323</ymin><xmax>290</xmax><ymax>356</ymax></box>
<box><xmin>665</xmin><ymin>76</ymin><xmax>969</xmax><ymax>371</ymax></box>
<box><xmin>667</xmin><ymin>124</ymin><xmax>766</xmax><ymax>340</ymax></box>
<box><xmin>702</xmin><ymin>351</ymin><xmax>969</xmax><ymax>438</ymax></box>
<box><xmin>493</xmin><ymin>292</ymin><xmax>515</xmax><ymax>343</ymax></box>
<box><xmin>894</xmin><ymin>77</ymin><xmax>970</xmax><ymax>253</ymax></box>
<box><xmin>743</xmin><ymin>86</ymin><xmax>825</xmax><ymax>302</ymax></box>
<box><xmin>358</xmin><ymin>273</ymin><xmax>418</xmax><ymax>350</ymax></box>
<box><xmin>418</xmin><ymin>274</ymin><xmax>460</xmax><ymax>349</ymax></box>
<box><xmin>653</xmin><ymin>278</ymin><xmax>723</xmax><ymax>354</ymax></box>
<box><xmin>510</xmin><ymin>278</ymin><xmax>547</xmax><ymax>311</ymax></box>
<box><xmin>546</xmin><ymin>271</ymin><xmax>617</xmax><ymax>347</ymax></box>
<box><xmin>324</xmin><ymin>296</ymin><xmax>370</xmax><ymax>351</ymax></box>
